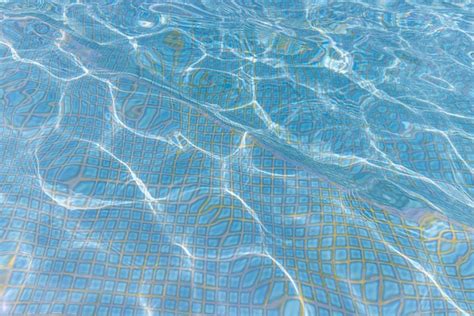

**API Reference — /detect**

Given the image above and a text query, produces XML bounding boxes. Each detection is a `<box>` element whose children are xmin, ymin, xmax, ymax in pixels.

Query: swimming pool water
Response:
<box><xmin>0</xmin><ymin>0</ymin><xmax>473</xmax><ymax>315</ymax></box>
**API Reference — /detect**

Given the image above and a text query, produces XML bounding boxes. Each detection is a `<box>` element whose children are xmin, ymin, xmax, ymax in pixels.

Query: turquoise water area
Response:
<box><xmin>0</xmin><ymin>0</ymin><xmax>473</xmax><ymax>315</ymax></box>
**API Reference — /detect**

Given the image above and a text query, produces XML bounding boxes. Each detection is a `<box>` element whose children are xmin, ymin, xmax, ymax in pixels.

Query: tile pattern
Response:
<box><xmin>0</xmin><ymin>0</ymin><xmax>473</xmax><ymax>315</ymax></box>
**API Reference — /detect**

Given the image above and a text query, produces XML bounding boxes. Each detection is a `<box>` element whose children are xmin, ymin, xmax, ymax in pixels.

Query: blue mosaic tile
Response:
<box><xmin>0</xmin><ymin>0</ymin><xmax>473</xmax><ymax>315</ymax></box>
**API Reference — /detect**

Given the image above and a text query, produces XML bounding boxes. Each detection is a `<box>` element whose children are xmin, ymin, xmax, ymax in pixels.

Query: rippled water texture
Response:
<box><xmin>0</xmin><ymin>0</ymin><xmax>473</xmax><ymax>315</ymax></box>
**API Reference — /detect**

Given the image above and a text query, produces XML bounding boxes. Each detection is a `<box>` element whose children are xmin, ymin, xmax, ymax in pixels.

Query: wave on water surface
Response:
<box><xmin>0</xmin><ymin>0</ymin><xmax>473</xmax><ymax>315</ymax></box>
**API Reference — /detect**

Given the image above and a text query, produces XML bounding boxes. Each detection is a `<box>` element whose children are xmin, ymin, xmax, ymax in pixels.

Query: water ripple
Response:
<box><xmin>0</xmin><ymin>0</ymin><xmax>473</xmax><ymax>315</ymax></box>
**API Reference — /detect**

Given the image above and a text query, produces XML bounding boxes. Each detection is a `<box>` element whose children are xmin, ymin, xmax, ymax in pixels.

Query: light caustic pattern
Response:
<box><xmin>0</xmin><ymin>0</ymin><xmax>473</xmax><ymax>315</ymax></box>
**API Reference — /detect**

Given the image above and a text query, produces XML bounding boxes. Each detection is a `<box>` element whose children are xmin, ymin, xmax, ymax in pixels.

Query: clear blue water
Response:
<box><xmin>0</xmin><ymin>0</ymin><xmax>473</xmax><ymax>315</ymax></box>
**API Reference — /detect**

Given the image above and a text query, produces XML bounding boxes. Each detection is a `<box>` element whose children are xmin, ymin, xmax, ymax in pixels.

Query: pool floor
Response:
<box><xmin>0</xmin><ymin>0</ymin><xmax>473</xmax><ymax>315</ymax></box>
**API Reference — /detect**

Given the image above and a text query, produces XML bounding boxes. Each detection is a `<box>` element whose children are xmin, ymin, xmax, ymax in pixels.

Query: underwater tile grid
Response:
<box><xmin>0</xmin><ymin>0</ymin><xmax>473</xmax><ymax>315</ymax></box>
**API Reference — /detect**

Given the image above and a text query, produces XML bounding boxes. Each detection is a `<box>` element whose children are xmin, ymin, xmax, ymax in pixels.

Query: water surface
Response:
<box><xmin>0</xmin><ymin>0</ymin><xmax>473</xmax><ymax>315</ymax></box>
